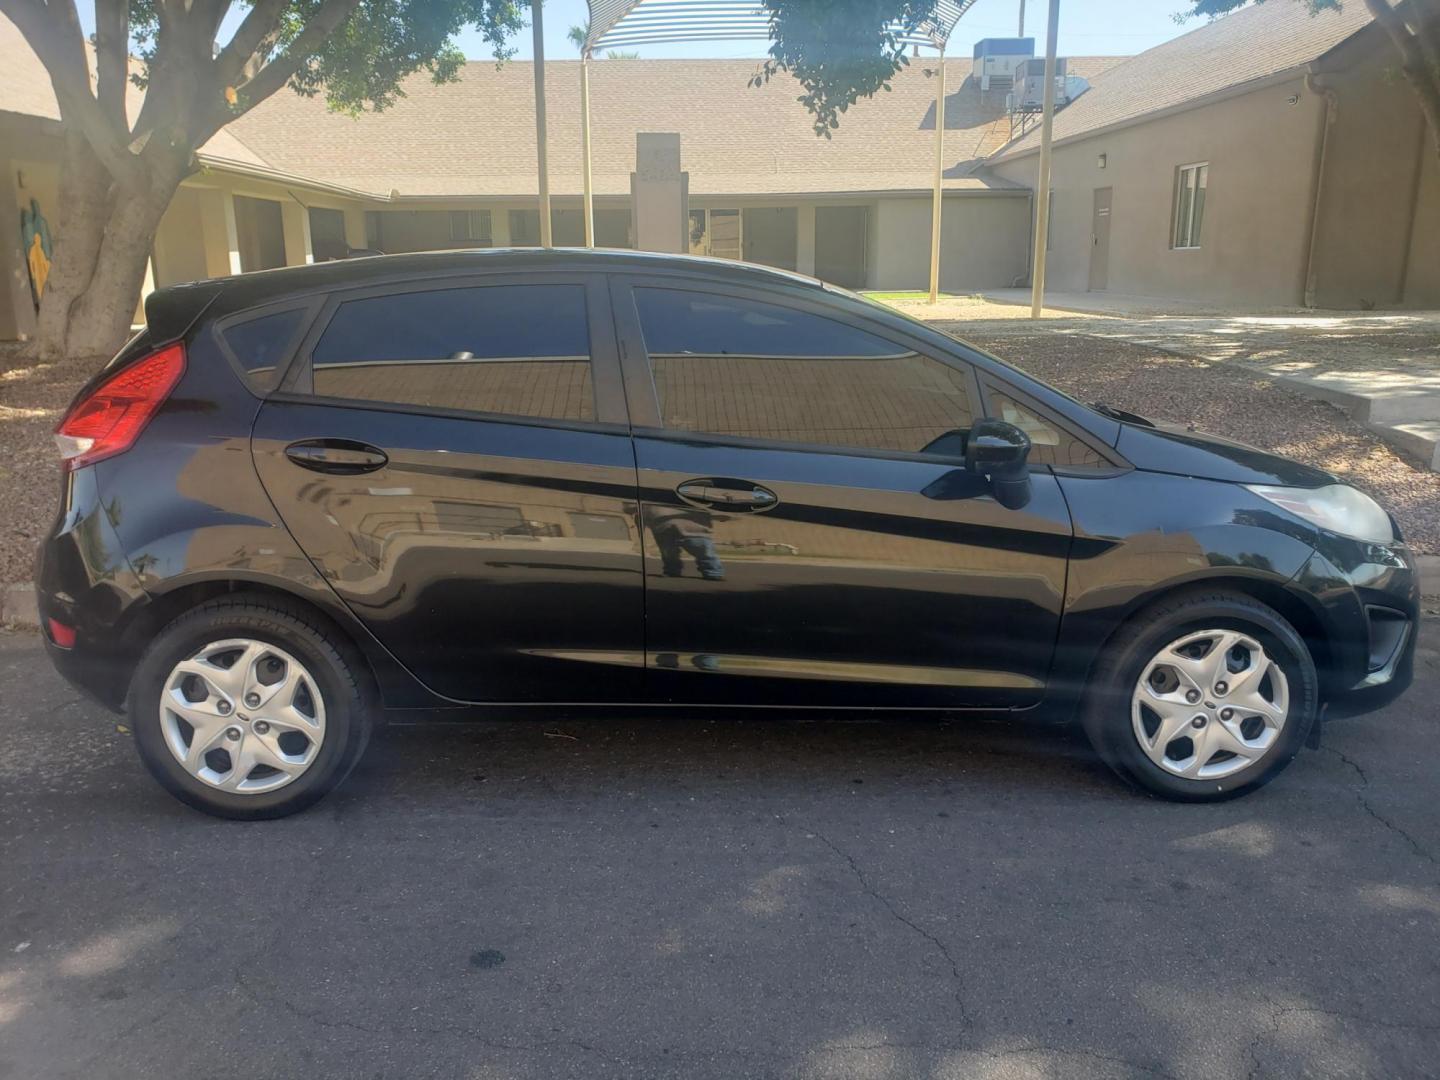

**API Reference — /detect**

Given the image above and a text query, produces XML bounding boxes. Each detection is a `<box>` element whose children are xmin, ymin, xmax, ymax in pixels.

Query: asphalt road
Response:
<box><xmin>2</xmin><ymin>625</ymin><xmax>1438</xmax><ymax>1080</ymax></box>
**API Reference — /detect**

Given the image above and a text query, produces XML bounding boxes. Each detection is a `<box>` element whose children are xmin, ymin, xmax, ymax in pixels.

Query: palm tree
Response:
<box><xmin>568</xmin><ymin>20</ymin><xmax>640</xmax><ymax>58</ymax></box>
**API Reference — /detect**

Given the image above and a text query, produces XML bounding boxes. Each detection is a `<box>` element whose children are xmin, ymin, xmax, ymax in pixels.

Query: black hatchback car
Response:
<box><xmin>38</xmin><ymin>250</ymin><xmax>1417</xmax><ymax>818</ymax></box>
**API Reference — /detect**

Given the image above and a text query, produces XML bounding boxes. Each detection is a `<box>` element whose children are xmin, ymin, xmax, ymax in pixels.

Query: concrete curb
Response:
<box><xmin>1418</xmin><ymin>555</ymin><xmax>1440</xmax><ymax>602</ymax></box>
<box><xmin>2</xmin><ymin>583</ymin><xmax>37</xmax><ymax>630</ymax></box>
<box><xmin>5</xmin><ymin>557</ymin><xmax>1440</xmax><ymax>631</ymax></box>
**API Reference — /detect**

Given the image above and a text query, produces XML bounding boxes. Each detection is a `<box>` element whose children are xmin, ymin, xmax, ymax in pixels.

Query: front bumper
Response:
<box><xmin>1294</xmin><ymin>537</ymin><xmax>1419</xmax><ymax>718</ymax></box>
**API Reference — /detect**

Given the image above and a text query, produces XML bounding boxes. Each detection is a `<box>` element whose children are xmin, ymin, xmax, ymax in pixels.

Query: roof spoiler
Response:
<box><xmin>143</xmin><ymin>279</ymin><xmax>226</xmax><ymax>345</ymax></box>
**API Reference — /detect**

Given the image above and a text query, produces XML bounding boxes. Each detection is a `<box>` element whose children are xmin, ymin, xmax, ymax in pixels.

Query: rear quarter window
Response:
<box><xmin>217</xmin><ymin>307</ymin><xmax>308</xmax><ymax>393</ymax></box>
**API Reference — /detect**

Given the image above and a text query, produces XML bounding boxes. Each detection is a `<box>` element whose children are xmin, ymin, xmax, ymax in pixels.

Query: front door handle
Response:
<box><xmin>285</xmin><ymin>439</ymin><xmax>389</xmax><ymax>475</ymax></box>
<box><xmin>676</xmin><ymin>479</ymin><xmax>779</xmax><ymax>512</ymax></box>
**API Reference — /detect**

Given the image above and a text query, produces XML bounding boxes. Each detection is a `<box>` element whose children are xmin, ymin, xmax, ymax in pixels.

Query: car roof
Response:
<box><xmin>193</xmin><ymin>247</ymin><xmax>827</xmax><ymax>308</ymax></box>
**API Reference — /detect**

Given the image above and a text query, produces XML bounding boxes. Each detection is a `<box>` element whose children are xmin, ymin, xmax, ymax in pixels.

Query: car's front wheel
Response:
<box><xmin>1082</xmin><ymin>590</ymin><xmax>1318</xmax><ymax>801</ymax></box>
<box><xmin>128</xmin><ymin>595</ymin><xmax>374</xmax><ymax>819</ymax></box>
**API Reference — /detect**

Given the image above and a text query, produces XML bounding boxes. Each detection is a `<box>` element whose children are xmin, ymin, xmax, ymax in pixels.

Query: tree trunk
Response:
<box><xmin>32</xmin><ymin>132</ymin><xmax>114</xmax><ymax>361</ymax></box>
<box><xmin>64</xmin><ymin>191</ymin><xmax>173</xmax><ymax>359</ymax></box>
<box><xmin>31</xmin><ymin>139</ymin><xmax>181</xmax><ymax>364</ymax></box>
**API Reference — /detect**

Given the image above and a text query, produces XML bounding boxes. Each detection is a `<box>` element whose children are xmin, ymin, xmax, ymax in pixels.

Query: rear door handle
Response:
<box><xmin>284</xmin><ymin>439</ymin><xmax>389</xmax><ymax>475</ymax></box>
<box><xmin>676</xmin><ymin>479</ymin><xmax>778</xmax><ymax>512</ymax></box>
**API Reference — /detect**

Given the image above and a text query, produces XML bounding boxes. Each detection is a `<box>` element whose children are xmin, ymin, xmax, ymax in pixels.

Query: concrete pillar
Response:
<box><xmin>197</xmin><ymin>189</ymin><xmax>242</xmax><ymax>278</ymax></box>
<box><xmin>797</xmin><ymin>203</ymin><xmax>817</xmax><ymax>277</ymax></box>
<box><xmin>280</xmin><ymin>200</ymin><xmax>314</xmax><ymax>267</ymax></box>
<box><xmin>1</xmin><ymin>159</ymin><xmax>38</xmax><ymax>342</ymax></box>
<box><xmin>632</xmin><ymin>133</ymin><xmax>686</xmax><ymax>254</ymax></box>
<box><xmin>343</xmin><ymin>207</ymin><xmax>368</xmax><ymax>251</ymax></box>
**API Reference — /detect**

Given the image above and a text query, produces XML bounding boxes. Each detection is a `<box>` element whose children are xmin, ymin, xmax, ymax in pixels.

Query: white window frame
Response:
<box><xmin>1172</xmin><ymin>162</ymin><xmax>1208</xmax><ymax>251</ymax></box>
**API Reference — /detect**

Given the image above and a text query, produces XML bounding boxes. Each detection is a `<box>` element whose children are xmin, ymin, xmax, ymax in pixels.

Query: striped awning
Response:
<box><xmin>586</xmin><ymin>0</ymin><xmax>976</xmax><ymax>53</ymax></box>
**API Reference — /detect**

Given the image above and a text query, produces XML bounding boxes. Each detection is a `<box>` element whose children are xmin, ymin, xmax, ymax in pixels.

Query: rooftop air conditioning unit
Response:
<box><xmin>1013</xmin><ymin>57</ymin><xmax>1088</xmax><ymax>109</ymax></box>
<box><xmin>972</xmin><ymin>38</ymin><xmax>1035</xmax><ymax>92</ymax></box>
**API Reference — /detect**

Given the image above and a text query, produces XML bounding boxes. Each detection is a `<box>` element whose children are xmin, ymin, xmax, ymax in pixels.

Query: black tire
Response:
<box><xmin>127</xmin><ymin>594</ymin><xmax>375</xmax><ymax>820</ymax></box>
<box><xmin>1080</xmin><ymin>589</ymin><xmax>1318</xmax><ymax>802</ymax></box>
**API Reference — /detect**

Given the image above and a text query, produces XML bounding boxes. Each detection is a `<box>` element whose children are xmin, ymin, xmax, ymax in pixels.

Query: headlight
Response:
<box><xmin>1245</xmin><ymin>484</ymin><xmax>1394</xmax><ymax>544</ymax></box>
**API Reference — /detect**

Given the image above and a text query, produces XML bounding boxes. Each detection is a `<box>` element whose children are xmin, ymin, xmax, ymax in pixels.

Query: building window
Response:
<box><xmin>1173</xmin><ymin>162</ymin><xmax>1208</xmax><ymax>250</ymax></box>
<box><xmin>449</xmin><ymin>209</ymin><xmax>493</xmax><ymax>245</ymax></box>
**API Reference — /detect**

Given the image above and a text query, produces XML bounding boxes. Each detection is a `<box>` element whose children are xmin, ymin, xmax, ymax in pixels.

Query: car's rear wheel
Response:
<box><xmin>128</xmin><ymin>596</ymin><xmax>374</xmax><ymax>819</ymax></box>
<box><xmin>1081</xmin><ymin>590</ymin><xmax>1318</xmax><ymax>801</ymax></box>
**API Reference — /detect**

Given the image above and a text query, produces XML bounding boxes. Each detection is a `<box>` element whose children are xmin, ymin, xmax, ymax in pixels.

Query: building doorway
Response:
<box><xmin>233</xmin><ymin>195</ymin><xmax>286</xmax><ymax>271</ymax></box>
<box><xmin>1088</xmin><ymin>187</ymin><xmax>1112</xmax><ymax>291</ymax></box>
<box><xmin>814</xmin><ymin>206</ymin><xmax>869</xmax><ymax>288</ymax></box>
<box><xmin>742</xmin><ymin>207</ymin><xmax>798</xmax><ymax>271</ymax></box>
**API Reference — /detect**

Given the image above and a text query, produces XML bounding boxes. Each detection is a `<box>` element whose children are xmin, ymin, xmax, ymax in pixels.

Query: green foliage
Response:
<box><xmin>130</xmin><ymin>0</ymin><xmax>526</xmax><ymax>114</ymax></box>
<box><xmin>1177</xmin><ymin>0</ymin><xmax>1339</xmax><ymax>19</ymax></box>
<box><xmin>751</xmin><ymin>0</ymin><xmax>939</xmax><ymax>138</ymax></box>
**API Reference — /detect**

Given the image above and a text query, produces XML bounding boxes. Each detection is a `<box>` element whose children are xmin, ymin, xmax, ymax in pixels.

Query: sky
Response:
<box><xmin>459</xmin><ymin>0</ymin><xmax>1201</xmax><ymax>62</ymax></box>
<box><xmin>75</xmin><ymin>0</ymin><xmax>1206</xmax><ymax>66</ymax></box>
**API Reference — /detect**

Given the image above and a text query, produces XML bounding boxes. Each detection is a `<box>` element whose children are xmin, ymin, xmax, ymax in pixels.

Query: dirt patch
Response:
<box><xmin>873</xmin><ymin>294</ymin><xmax>1093</xmax><ymax>323</ymax></box>
<box><xmin>950</xmin><ymin>323</ymin><xmax>1440</xmax><ymax>554</ymax></box>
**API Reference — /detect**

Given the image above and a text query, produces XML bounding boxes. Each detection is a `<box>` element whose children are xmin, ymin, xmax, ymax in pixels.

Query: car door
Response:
<box><xmin>610</xmin><ymin>277</ymin><xmax>1075</xmax><ymax>709</ymax></box>
<box><xmin>249</xmin><ymin>273</ymin><xmax>644</xmax><ymax>703</ymax></box>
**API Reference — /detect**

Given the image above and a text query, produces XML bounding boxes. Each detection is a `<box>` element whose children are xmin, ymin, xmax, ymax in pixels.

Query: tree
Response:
<box><xmin>7</xmin><ymin>0</ymin><xmax>927</xmax><ymax>360</ymax></box>
<box><xmin>1180</xmin><ymin>0</ymin><xmax>1440</xmax><ymax>162</ymax></box>
<box><xmin>2</xmin><ymin>0</ymin><xmax>526</xmax><ymax>360</ymax></box>
<box><xmin>750</xmin><ymin>0</ymin><xmax>940</xmax><ymax>137</ymax></box>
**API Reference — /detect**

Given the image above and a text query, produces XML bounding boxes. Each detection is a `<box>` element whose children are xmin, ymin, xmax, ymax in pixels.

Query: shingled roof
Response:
<box><xmin>0</xmin><ymin>13</ymin><xmax>1121</xmax><ymax>201</ymax></box>
<box><xmin>988</xmin><ymin>0</ymin><xmax>1375</xmax><ymax>162</ymax></box>
<box><xmin>224</xmin><ymin>58</ymin><xmax>1129</xmax><ymax>199</ymax></box>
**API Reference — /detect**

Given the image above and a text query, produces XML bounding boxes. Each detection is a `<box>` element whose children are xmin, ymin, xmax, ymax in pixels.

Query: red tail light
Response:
<box><xmin>46</xmin><ymin>617</ymin><xmax>77</xmax><ymax>649</ymax></box>
<box><xmin>54</xmin><ymin>343</ymin><xmax>185</xmax><ymax>472</ymax></box>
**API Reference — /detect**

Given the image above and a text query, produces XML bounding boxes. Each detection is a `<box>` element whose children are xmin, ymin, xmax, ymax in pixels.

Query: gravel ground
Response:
<box><xmin>952</xmin><ymin>322</ymin><xmax>1440</xmax><ymax>553</ymax></box>
<box><xmin>0</xmin><ymin>345</ymin><xmax>108</xmax><ymax>586</ymax></box>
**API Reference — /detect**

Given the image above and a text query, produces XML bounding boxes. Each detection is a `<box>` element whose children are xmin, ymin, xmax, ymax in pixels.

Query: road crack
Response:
<box><xmin>1321</xmin><ymin>746</ymin><xmax>1438</xmax><ymax>867</ymax></box>
<box><xmin>809</xmin><ymin>828</ymin><xmax>973</xmax><ymax>1033</ymax></box>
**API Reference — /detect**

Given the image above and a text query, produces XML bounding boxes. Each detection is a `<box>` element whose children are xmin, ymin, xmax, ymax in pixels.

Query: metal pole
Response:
<box><xmin>927</xmin><ymin>47</ymin><xmax>945</xmax><ymax>305</ymax></box>
<box><xmin>580</xmin><ymin>53</ymin><xmax>595</xmax><ymax>247</ymax></box>
<box><xmin>532</xmin><ymin>0</ymin><xmax>552</xmax><ymax>248</ymax></box>
<box><xmin>1018</xmin><ymin>0</ymin><xmax>1026</xmax><ymax>37</ymax></box>
<box><xmin>1029</xmin><ymin>0</ymin><xmax>1060</xmax><ymax>319</ymax></box>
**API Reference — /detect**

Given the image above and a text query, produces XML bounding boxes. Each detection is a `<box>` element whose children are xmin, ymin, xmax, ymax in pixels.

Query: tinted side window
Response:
<box><xmin>986</xmin><ymin>387</ymin><xmax>1106</xmax><ymax>469</ymax></box>
<box><xmin>634</xmin><ymin>288</ymin><xmax>972</xmax><ymax>454</ymax></box>
<box><xmin>220</xmin><ymin>307</ymin><xmax>307</xmax><ymax>392</ymax></box>
<box><xmin>310</xmin><ymin>284</ymin><xmax>593</xmax><ymax>421</ymax></box>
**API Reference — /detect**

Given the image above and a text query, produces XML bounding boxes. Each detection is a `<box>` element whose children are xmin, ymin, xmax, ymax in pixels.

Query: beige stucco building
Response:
<box><xmin>987</xmin><ymin>1</ymin><xmax>1439</xmax><ymax>310</ymax></box>
<box><xmin>2</xmin><ymin>0</ymin><xmax>1435</xmax><ymax>345</ymax></box>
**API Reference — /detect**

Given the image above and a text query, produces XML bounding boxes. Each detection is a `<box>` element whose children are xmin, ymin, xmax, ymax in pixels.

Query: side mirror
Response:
<box><xmin>965</xmin><ymin>418</ymin><xmax>1032</xmax><ymax>510</ymax></box>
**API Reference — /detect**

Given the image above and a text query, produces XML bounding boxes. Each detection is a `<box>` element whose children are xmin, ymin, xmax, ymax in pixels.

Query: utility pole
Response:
<box><xmin>532</xmin><ymin>0</ymin><xmax>552</xmax><ymax>248</ymax></box>
<box><xmin>927</xmin><ymin>49</ymin><xmax>946</xmax><ymax>304</ymax></box>
<box><xmin>1029</xmin><ymin>0</ymin><xmax>1059</xmax><ymax>319</ymax></box>
<box><xmin>580</xmin><ymin>52</ymin><xmax>594</xmax><ymax>246</ymax></box>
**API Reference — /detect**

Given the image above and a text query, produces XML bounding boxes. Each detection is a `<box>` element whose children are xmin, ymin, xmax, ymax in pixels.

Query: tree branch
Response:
<box><xmin>219</xmin><ymin>0</ymin><xmax>362</xmax><ymax>124</ymax></box>
<box><xmin>93</xmin><ymin>0</ymin><xmax>130</xmax><ymax>131</ymax></box>
<box><xmin>1364</xmin><ymin>0</ymin><xmax>1440</xmax><ymax>158</ymax></box>
<box><xmin>0</xmin><ymin>0</ymin><xmax>147</xmax><ymax>190</ymax></box>
<box><xmin>213</xmin><ymin>0</ymin><xmax>290</xmax><ymax>86</ymax></box>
